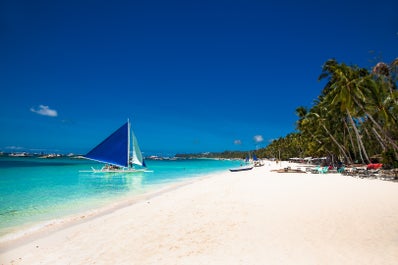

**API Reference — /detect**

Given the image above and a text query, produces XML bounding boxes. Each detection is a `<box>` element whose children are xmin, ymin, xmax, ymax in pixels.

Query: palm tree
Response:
<box><xmin>295</xmin><ymin>106</ymin><xmax>322</xmax><ymax>146</ymax></box>
<box><xmin>360</xmin><ymin>74</ymin><xmax>398</xmax><ymax>159</ymax></box>
<box><xmin>372</xmin><ymin>58</ymin><xmax>398</xmax><ymax>100</ymax></box>
<box><xmin>262</xmin><ymin>58</ymin><xmax>397</xmax><ymax>167</ymax></box>
<box><xmin>319</xmin><ymin>59</ymin><xmax>370</xmax><ymax>163</ymax></box>
<box><xmin>313</xmin><ymin>100</ymin><xmax>352</xmax><ymax>163</ymax></box>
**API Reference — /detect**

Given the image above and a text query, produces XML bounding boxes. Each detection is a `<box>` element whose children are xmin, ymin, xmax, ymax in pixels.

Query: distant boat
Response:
<box><xmin>229</xmin><ymin>165</ymin><xmax>254</xmax><ymax>172</ymax></box>
<box><xmin>230</xmin><ymin>152</ymin><xmax>256</xmax><ymax>172</ymax></box>
<box><xmin>252</xmin><ymin>154</ymin><xmax>264</xmax><ymax>167</ymax></box>
<box><xmin>81</xmin><ymin>120</ymin><xmax>149</xmax><ymax>173</ymax></box>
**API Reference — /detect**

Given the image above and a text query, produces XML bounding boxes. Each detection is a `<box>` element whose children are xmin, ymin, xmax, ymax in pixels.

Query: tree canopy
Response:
<box><xmin>260</xmin><ymin>58</ymin><xmax>398</xmax><ymax>168</ymax></box>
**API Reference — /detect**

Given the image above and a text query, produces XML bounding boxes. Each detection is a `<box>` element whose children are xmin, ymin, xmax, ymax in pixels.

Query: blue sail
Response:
<box><xmin>85</xmin><ymin>122</ymin><xmax>129</xmax><ymax>167</ymax></box>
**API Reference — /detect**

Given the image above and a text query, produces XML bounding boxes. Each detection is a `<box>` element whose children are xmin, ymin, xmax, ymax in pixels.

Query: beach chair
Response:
<box><xmin>311</xmin><ymin>165</ymin><xmax>321</xmax><ymax>174</ymax></box>
<box><xmin>337</xmin><ymin>166</ymin><xmax>345</xmax><ymax>173</ymax></box>
<box><xmin>318</xmin><ymin>166</ymin><xmax>329</xmax><ymax>174</ymax></box>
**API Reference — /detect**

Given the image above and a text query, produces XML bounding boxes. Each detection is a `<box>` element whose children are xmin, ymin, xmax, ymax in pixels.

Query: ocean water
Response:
<box><xmin>0</xmin><ymin>157</ymin><xmax>241</xmax><ymax>237</ymax></box>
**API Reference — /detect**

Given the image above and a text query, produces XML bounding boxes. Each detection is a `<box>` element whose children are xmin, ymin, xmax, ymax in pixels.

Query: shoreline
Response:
<box><xmin>0</xmin><ymin>171</ymin><xmax>218</xmax><ymax>250</ymax></box>
<box><xmin>0</xmin><ymin>158</ymin><xmax>241</xmax><ymax>244</ymax></box>
<box><xmin>1</xmin><ymin>161</ymin><xmax>398</xmax><ymax>264</ymax></box>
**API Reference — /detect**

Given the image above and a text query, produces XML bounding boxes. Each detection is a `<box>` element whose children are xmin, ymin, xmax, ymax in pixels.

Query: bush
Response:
<box><xmin>381</xmin><ymin>150</ymin><xmax>398</xmax><ymax>169</ymax></box>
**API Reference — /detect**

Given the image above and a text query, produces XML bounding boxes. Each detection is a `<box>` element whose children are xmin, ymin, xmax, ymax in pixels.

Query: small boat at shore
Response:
<box><xmin>229</xmin><ymin>165</ymin><xmax>254</xmax><ymax>172</ymax></box>
<box><xmin>230</xmin><ymin>154</ymin><xmax>256</xmax><ymax>172</ymax></box>
<box><xmin>80</xmin><ymin>119</ymin><xmax>149</xmax><ymax>173</ymax></box>
<box><xmin>252</xmin><ymin>154</ymin><xmax>264</xmax><ymax>167</ymax></box>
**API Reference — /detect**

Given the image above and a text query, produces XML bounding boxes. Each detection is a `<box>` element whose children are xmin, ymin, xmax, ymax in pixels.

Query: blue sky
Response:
<box><xmin>1</xmin><ymin>0</ymin><xmax>397</xmax><ymax>155</ymax></box>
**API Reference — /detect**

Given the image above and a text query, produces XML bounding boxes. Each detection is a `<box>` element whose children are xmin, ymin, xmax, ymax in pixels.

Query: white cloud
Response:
<box><xmin>30</xmin><ymin>105</ymin><xmax>58</xmax><ymax>117</ymax></box>
<box><xmin>253</xmin><ymin>135</ymin><xmax>264</xmax><ymax>143</ymax></box>
<box><xmin>234</xmin><ymin>139</ymin><xmax>242</xmax><ymax>145</ymax></box>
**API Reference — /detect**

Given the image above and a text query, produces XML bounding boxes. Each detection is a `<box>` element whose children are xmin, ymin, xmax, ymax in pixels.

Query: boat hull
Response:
<box><xmin>229</xmin><ymin>166</ymin><xmax>254</xmax><ymax>172</ymax></box>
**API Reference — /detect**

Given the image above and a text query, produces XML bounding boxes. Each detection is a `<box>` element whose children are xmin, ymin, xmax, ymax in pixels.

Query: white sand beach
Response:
<box><xmin>1</xmin><ymin>161</ymin><xmax>398</xmax><ymax>265</ymax></box>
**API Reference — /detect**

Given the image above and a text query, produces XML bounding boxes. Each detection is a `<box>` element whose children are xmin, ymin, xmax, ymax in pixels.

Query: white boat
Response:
<box><xmin>229</xmin><ymin>152</ymin><xmax>264</xmax><ymax>172</ymax></box>
<box><xmin>252</xmin><ymin>154</ymin><xmax>264</xmax><ymax>167</ymax></box>
<box><xmin>80</xmin><ymin>119</ymin><xmax>149</xmax><ymax>173</ymax></box>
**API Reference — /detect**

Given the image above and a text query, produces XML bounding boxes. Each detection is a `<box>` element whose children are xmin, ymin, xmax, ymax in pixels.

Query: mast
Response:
<box><xmin>127</xmin><ymin>119</ymin><xmax>131</xmax><ymax>168</ymax></box>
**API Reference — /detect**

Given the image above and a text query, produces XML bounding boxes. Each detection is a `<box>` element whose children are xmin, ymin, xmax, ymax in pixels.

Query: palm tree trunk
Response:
<box><xmin>308</xmin><ymin>132</ymin><xmax>323</xmax><ymax>144</ymax></box>
<box><xmin>371</xmin><ymin>127</ymin><xmax>387</xmax><ymax>151</ymax></box>
<box><xmin>346</xmin><ymin>109</ymin><xmax>370</xmax><ymax>164</ymax></box>
<box><xmin>352</xmin><ymin>97</ymin><xmax>398</xmax><ymax>159</ymax></box>
<box><xmin>321</xmin><ymin>124</ymin><xmax>352</xmax><ymax>164</ymax></box>
<box><xmin>343</xmin><ymin>118</ymin><xmax>356</xmax><ymax>162</ymax></box>
<box><xmin>364</xmin><ymin>111</ymin><xmax>398</xmax><ymax>156</ymax></box>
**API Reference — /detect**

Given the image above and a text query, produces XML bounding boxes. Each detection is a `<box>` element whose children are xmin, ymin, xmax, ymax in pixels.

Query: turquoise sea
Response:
<box><xmin>0</xmin><ymin>157</ymin><xmax>241</xmax><ymax>237</ymax></box>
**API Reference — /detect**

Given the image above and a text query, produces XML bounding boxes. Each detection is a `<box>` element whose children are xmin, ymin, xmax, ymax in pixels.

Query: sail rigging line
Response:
<box><xmin>127</xmin><ymin>119</ymin><xmax>131</xmax><ymax>167</ymax></box>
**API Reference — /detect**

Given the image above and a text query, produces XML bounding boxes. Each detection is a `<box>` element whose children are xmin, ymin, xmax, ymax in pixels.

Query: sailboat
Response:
<box><xmin>252</xmin><ymin>154</ymin><xmax>264</xmax><ymax>167</ymax></box>
<box><xmin>81</xmin><ymin>119</ymin><xmax>148</xmax><ymax>173</ymax></box>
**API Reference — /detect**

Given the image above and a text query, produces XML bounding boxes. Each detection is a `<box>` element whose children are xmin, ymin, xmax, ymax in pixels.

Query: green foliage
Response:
<box><xmin>265</xmin><ymin>58</ymin><xmax>398</xmax><ymax>167</ymax></box>
<box><xmin>382</xmin><ymin>150</ymin><xmax>398</xmax><ymax>169</ymax></box>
